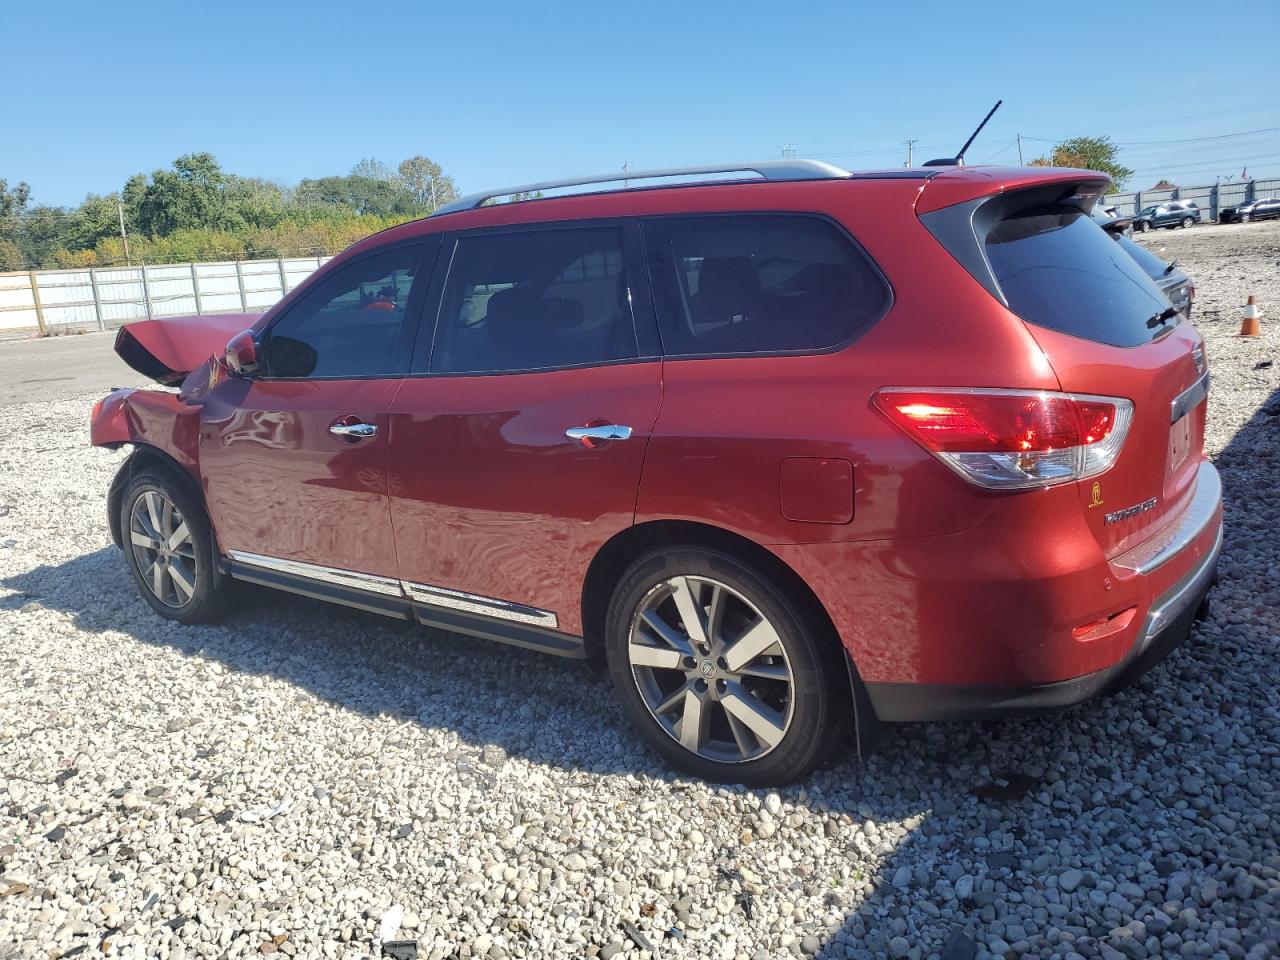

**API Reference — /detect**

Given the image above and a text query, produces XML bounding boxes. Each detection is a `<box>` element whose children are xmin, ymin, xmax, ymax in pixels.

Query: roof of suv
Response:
<box><xmin>340</xmin><ymin>162</ymin><xmax>1112</xmax><ymax>261</ymax></box>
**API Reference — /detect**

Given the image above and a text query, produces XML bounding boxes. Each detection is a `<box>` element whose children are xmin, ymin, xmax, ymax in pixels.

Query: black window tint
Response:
<box><xmin>1113</xmin><ymin>234</ymin><xmax>1170</xmax><ymax>280</ymax></box>
<box><xmin>430</xmin><ymin>227</ymin><xmax>638</xmax><ymax>373</ymax></box>
<box><xmin>985</xmin><ymin>208</ymin><xmax>1175</xmax><ymax>348</ymax></box>
<box><xmin>643</xmin><ymin>215</ymin><xmax>888</xmax><ymax>356</ymax></box>
<box><xmin>264</xmin><ymin>245</ymin><xmax>423</xmax><ymax>378</ymax></box>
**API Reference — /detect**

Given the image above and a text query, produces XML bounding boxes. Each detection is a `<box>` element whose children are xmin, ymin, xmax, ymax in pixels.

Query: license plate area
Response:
<box><xmin>1169</xmin><ymin>411</ymin><xmax>1194</xmax><ymax>474</ymax></box>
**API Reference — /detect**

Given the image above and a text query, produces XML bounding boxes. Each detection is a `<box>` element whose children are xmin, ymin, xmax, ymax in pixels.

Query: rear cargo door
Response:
<box><xmin>980</xmin><ymin>206</ymin><xmax>1208</xmax><ymax>557</ymax></box>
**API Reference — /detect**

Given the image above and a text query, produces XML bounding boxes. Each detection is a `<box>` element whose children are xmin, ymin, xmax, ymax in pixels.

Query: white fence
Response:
<box><xmin>1104</xmin><ymin>176</ymin><xmax>1280</xmax><ymax>221</ymax></box>
<box><xmin>0</xmin><ymin>256</ymin><xmax>332</xmax><ymax>335</ymax></box>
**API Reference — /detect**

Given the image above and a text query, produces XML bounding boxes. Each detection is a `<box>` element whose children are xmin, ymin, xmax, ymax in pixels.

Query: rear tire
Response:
<box><xmin>120</xmin><ymin>469</ymin><xmax>234</xmax><ymax>624</ymax></box>
<box><xmin>604</xmin><ymin>544</ymin><xmax>849</xmax><ymax>784</ymax></box>
<box><xmin>1181</xmin><ymin>216</ymin><xmax>1194</xmax><ymax>229</ymax></box>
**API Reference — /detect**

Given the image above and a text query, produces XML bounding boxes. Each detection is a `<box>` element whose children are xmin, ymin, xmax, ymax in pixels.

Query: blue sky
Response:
<box><xmin>4</xmin><ymin>0</ymin><xmax>1278</xmax><ymax>206</ymax></box>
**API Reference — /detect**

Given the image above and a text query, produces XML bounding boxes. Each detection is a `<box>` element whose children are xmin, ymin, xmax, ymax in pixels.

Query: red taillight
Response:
<box><xmin>874</xmin><ymin>389</ymin><xmax>1133</xmax><ymax>490</ymax></box>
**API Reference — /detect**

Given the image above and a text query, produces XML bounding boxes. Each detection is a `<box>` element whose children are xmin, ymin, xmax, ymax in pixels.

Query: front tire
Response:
<box><xmin>604</xmin><ymin>545</ymin><xmax>849</xmax><ymax>784</ymax></box>
<box><xmin>120</xmin><ymin>469</ymin><xmax>233</xmax><ymax>624</ymax></box>
<box><xmin>1138</xmin><ymin>221</ymin><xmax>1150</xmax><ymax>232</ymax></box>
<box><xmin>1240</xmin><ymin>213</ymin><xmax>1251</xmax><ymax>223</ymax></box>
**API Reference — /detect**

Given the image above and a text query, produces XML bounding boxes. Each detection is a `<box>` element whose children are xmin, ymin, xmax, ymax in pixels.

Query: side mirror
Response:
<box><xmin>225</xmin><ymin>330</ymin><xmax>259</xmax><ymax>376</ymax></box>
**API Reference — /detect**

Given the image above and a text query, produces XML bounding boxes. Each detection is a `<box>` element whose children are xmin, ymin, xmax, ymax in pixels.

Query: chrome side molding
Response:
<box><xmin>227</xmin><ymin>550</ymin><xmax>404</xmax><ymax>597</ymax></box>
<box><xmin>226</xmin><ymin>550</ymin><xmax>558</xmax><ymax>628</ymax></box>
<box><xmin>403</xmin><ymin>582</ymin><xmax>559</xmax><ymax>629</ymax></box>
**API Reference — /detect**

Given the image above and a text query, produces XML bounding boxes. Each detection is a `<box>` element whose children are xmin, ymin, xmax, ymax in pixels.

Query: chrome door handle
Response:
<box><xmin>329</xmin><ymin>421</ymin><xmax>377</xmax><ymax>439</ymax></box>
<box><xmin>565</xmin><ymin>424</ymin><xmax>633</xmax><ymax>446</ymax></box>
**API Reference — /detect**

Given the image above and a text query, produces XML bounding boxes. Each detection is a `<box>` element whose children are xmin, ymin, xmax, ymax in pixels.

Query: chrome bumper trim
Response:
<box><xmin>1170</xmin><ymin>371</ymin><xmax>1210</xmax><ymax>424</ymax></box>
<box><xmin>1111</xmin><ymin>461</ymin><xmax>1222</xmax><ymax>577</ymax></box>
<box><xmin>1139</xmin><ymin>519</ymin><xmax>1221</xmax><ymax>646</ymax></box>
<box><xmin>228</xmin><ymin>550</ymin><xmax>404</xmax><ymax>597</ymax></box>
<box><xmin>403</xmin><ymin>581</ymin><xmax>559</xmax><ymax>629</ymax></box>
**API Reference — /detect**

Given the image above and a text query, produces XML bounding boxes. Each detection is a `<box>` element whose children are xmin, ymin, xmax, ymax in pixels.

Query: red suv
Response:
<box><xmin>91</xmin><ymin>161</ymin><xmax>1222</xmax><ymax>784</ymax></box>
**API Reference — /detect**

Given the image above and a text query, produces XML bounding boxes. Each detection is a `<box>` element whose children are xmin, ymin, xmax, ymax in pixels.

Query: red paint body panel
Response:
<box><xmin>779</xmin><ymin>458</ymin><xmax>853</xmax><ymax>524</ymax></box>
<box><xmin>387</xmin><ymin>363</ymin><xmax>662</xmax><ymax>634</ymax></box>
<box><xmin>91</xmin><ymin>388</ymin><xmax>203</xmax><ymax>475</ymax></box>
<box><xmin>198</xmin><ymin>376</ymin><xmax>403</xmax><ymax>578</ymax></box>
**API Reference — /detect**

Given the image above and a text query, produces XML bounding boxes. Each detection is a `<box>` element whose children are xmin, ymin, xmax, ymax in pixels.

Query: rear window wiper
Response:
<box><xmin>1146</xmin><ymin>306</ymin><xmax>1179</xmax><ymax>329</ymax></box>
<box><xmin>1162</xmin><ymin>259</ymin><xmax>1179</xmax><ymax>276</ymax></box>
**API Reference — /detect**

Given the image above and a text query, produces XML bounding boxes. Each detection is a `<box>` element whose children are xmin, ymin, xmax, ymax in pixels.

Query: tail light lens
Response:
<box><xmin>874</xmin><ymin>388</ymin><xmax>1133</xmax><ymax>490</ymax></box>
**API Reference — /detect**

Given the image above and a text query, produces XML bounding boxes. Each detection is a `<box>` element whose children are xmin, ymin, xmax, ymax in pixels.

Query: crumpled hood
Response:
<box><xmin>115</xmin><ymin>312</ymin><xmax>262</xmax><ymax>385</ymax></box>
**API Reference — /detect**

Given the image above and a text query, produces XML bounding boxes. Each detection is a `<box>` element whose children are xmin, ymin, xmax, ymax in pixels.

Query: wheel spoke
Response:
<box><xmin>166</xmin><ymin>522</ymin><xmax>190</xmax><ymax>553</ymax></box>
<box><xmin>168</xmin><ymin>562</ymin><xmax>195</xmax><ymax>601</ymax></box>
<box><xmin>629</xmin><ymin>642</ymin><xmax>684</xmax><ymax>671</ymax></box>
<box><xmin>670</xmin><ymin>577</ymin><xmax>710</xmax><ymax>649</ymax></box>
<box><xmin>677</xmin><ymin>687</ymin><xmax>710</xmax><ymax>753</ymax></box>
<box><xmin>143</xmin><ymin>492</ymin><xmax>163</xmax><ymax>536</ymax></box>
<box><xmin>736</xmin><ymin>661</ymin><xmax>790</xmax><ymax>682</ymax></box>
<box><xmin>653</xmin><ymin>681</ymin><xmax>690</xmax><ymax>716</ymax></box>
<box><xmin>160</xmin><ymin>499</ymin><xmax>175</xmax><ymax>539</ymax></box>
<box><xmin>705</xmin><ymin>583</ymin><xmax>727</xmax><ymax>644</ymax></box>
<box><xmin>149</xmin><ymin>561</ymin><xmax>166</xmax><ymax>597</ymax></box>
<box><xmin>639</xmin><ymin>610</ymin><xmax>695</xmax><ymax>658</ymax></box>
<box><xmin>721</xmin><ymin>683</ymin><xmax>786</xmax><ymax>749</ymax></box>
<box><xmin>130</xmin><ymin>529</ymin><xmax>160</xmax><ymax>550</ymax></box>
<box><xmin>722</xmin><ymin>615</ymin><xmax>783</xmax><ymax>673</ymax></box>
<box><xmin>725</xmin><ymin>710</ymin><xmax>756</xmax><ymax>759</ymax></box>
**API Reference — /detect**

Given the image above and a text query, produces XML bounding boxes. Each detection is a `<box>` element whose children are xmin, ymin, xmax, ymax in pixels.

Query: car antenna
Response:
<box><xmin>923</xmin><ymin>100</ymin><xmax>1003</xmax><ymax>167</ymax></box>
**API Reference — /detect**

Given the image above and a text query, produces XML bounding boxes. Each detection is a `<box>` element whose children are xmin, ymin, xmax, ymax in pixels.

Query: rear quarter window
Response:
<box><xmin>984</xmin><ymin>208</ymin><xmax>1175</xmax><ymax>348</ymax></box>
<box><xmin>642</xmin><ymin>214</ymin><xmax>890</xmax><ymax>357</ymax></box>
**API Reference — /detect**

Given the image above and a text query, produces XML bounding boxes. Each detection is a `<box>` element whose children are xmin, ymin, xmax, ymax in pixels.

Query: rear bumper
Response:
<box><xmin>864</xmin><ymin>516</ymin><xmax>1220</xmax><ymax>720</ymax></box>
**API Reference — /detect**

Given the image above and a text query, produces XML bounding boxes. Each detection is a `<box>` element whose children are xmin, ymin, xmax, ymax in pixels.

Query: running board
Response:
<box><xmin>226</xmin><ymin>551</ymin><xmax>585</xmax><ymax>659</ymax></box>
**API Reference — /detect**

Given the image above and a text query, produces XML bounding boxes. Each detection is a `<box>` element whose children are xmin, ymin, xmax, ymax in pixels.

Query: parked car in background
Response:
<box><xmin>1218</xmin><ymin>197</ymin><xmax>1280</xmax><ymax>223</ymax></box>
<box><xmin>1133</xmin><ymin>201</ymin><xmax>1201</xmax><ymax>231</ymax></box>
<box><xmin>90</xmin><ymin>162</ymin><xmax>1221</xmax><ymax>784</ymax></box>
<box><xmin>1095</xmin><ymin>210</ymin><xmax>1194</xmax><ymax>318</ymax></box>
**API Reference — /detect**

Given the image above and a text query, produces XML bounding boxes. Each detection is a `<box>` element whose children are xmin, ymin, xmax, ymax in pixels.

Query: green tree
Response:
<box><xmin>397</xmin><ymin>155</ymin><xmax>457</xmax><ymax>211</ymax></box>
<box><xmin>294</xmin><ymin>175</ymin><xmax>422</xmax><ymax>218</ymax></box>
<box><xmin>351</xmin><ymin>157</ymin><xmax>395</xmax><ymax>181</ymax></box>
<box><xmin>0</xmin><ymin>179</ymin><xmax>32</xmax><ymax>269</ymax></box>
<box><xmin>1028</xmin><ymin>136</ymin><xmax>1133</xmax><ymax>190</ymax></box>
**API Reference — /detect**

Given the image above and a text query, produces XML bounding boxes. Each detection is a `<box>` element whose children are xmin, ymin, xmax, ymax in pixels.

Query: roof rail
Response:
<box><xmin>431</xmin><ymin>159</ymin><xmax>852</xmax><ymax>216</ymax></box>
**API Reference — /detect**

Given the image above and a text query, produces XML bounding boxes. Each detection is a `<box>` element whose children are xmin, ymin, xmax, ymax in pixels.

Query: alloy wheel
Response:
<box><xmin>129</xmin><ymin>490</ymin><xmax>198</xmax><ymax>608</ymax></box>
<box><xmin>628</xmin><ymin>575</ymin><xmax>795</xmax><ymax>764</ymax></box>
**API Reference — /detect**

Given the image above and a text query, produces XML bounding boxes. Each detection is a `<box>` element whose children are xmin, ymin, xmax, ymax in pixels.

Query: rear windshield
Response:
<box><xmin>985</xmin><ymin>208</ymin><xmax>1176</xmax><ymax>348</ymax></box>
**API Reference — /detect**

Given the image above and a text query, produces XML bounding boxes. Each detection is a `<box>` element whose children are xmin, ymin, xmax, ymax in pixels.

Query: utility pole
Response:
<box><xmin>1016</xmin><ymin>134</ymin><xmax>1024</xmax><ymax>165</ymax></box>
<box><xmin>116</xmin><ymin>199</ymin><xmax>132</xmax><ymax>265</ymax></box>
<box><xmin>429</xmin><ymin>176</ymin><xmax>438</xmax><ymax>211</ymax></box>
<box><xmin>782</xmin><ymin>143</ymin><xmax>797</xmax><ymax>160</ymax></box>
<box><xmin>904</xmin><ymin>139</ymin><xmax>917</xmax><ymax>168</ymax></box>
<box><xmin>622</xmin><ymin>161</ymin><xmax>630</xmax><ymax>188</ymax></box>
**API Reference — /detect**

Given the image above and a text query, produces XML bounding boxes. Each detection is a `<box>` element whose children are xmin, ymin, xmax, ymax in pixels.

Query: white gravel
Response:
<box><xmin>1</xmin><ymin>222</ymin><xmax>1278</xmax><ymax>960</ymax></box>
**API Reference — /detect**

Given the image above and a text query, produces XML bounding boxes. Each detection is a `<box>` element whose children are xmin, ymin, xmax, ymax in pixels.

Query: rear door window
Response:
<box><xmin>984</xmin><ymin>208</ymin><xmax>1176</xmax><ymax>348</ymax></box>
<box><xmin>642</xmin><ymin>214</ymin><xmax>889</xmax><ymax>357</ymax></box>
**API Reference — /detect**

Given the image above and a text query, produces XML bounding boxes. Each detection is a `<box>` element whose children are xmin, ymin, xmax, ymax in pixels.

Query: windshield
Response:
<box><xmin>1137</xmin><ymin>206</ymin><xmax>1157</xmax><ymax>216</ymax></box>
<box><xmin>985</xmin><ymin>207</ymin><xmax>1176</xmax><ymax>348</ymax></box>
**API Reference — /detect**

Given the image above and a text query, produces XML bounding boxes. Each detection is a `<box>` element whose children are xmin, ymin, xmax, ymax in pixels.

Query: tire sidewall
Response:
<box><xmin>120</xmin><ymin>470</ymin><xmax>227</xmax><ymax>624</ymax></box>
<box><xmin>604</xmin><ymin>546</ymin><xmax>845</xmax><ymax>785</ymax></box>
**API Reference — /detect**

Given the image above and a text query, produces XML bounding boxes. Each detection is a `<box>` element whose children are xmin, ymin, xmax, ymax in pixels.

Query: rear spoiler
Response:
<box><xmin>115</xmin><ymin>312</ymin><xmax>261</xmax><ymax>385</ymax></box>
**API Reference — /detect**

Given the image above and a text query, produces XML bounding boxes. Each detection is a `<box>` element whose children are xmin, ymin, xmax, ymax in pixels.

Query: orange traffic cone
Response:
<box><xmin>1240</xmin><ymin>294</ymin><xmax>1263</xmax><ymax>337</ymax></box>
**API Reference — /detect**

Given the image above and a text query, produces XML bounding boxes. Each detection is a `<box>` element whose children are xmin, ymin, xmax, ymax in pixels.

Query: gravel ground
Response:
<box><xmin>1</xmin><ymin>222</ymin><xmax>1277</xmax><ymax>960</ymax></box>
